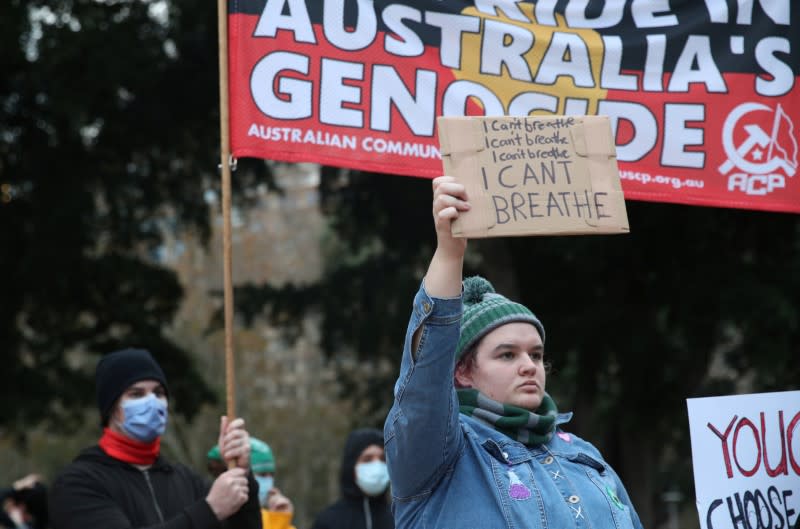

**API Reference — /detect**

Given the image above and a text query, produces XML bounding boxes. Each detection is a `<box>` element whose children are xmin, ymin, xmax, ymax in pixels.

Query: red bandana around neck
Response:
<box><xmin>99</xmin><ymin>427</ymin><xmax>161</xmax><ymax>465</ymax></box>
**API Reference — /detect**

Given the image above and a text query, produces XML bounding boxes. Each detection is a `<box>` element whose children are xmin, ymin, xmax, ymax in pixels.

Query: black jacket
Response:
<box><xmin>49</xmin><ymin>446</ymin><xmax>261</xmax><ymax>529</ymax></box>
<box><xmin>310</xmin><ymin>429</ymin><xmax>393</xmax><ymax>529</ymax></box>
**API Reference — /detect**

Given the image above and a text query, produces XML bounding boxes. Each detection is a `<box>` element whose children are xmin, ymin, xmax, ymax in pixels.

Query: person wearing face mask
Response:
<box><xmin>310</xmin><ymin>428</ymin><xmax>394</xmax><ymax>529</ymax></box>
<box><xmin>208</xmin><ymin>438</ymin><xmax>296</xmax><ymax>529</ymax></box>
<box><xmin>48</xmin><ymin>347</ymin><xmax>261</xmax><ymax>529</ymax></box>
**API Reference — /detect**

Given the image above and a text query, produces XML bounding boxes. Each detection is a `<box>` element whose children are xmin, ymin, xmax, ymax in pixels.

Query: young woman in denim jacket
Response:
<box><xmin>384</xmin><ymin>176</ymin><xmax>644</xmax><ymax>529</ymax></box>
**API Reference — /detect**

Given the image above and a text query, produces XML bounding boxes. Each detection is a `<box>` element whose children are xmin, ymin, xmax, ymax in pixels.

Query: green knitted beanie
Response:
<box><xmin>455</xmin><ymin>276</ymin><xmax>545</xmax><ymax>360</ymax></box>
<box><xmin>249</xmin><ymin>438</ymin><xmax>276</xmax><ymax>473</ymax></box>
<box><xmin>207</xmin><ymin>437</ymin><xmax>276</xmax><ymax>473</ymax></box>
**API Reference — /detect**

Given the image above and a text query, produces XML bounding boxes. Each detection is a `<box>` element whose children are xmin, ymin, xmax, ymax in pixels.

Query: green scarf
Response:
<box><xmin>457</xmin><ymin>389</ymin><xmax>558</xmax><ymax>446</ymax></box>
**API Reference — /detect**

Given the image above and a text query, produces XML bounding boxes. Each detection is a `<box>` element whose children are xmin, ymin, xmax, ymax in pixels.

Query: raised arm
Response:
<box><xmin>384</xmin><ymin>176</ymin><xmax>471</xmax><ymax>500</ymax></box>
<box><xmin>424</xmin><ymin>176</ymin><xmax>469</xmax><ymax>297</ymax></box>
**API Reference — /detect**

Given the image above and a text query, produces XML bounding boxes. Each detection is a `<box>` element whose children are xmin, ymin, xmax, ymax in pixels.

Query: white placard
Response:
<box><xmin>687</xmin><ymin>390</ymin><xmax>800</xmax><ymax>529</ymax></box>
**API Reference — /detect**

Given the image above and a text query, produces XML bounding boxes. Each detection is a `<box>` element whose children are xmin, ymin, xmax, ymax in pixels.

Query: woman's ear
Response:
<box><xmin>454</xmin><ymin>363</ymin><xmax>473</xmax><ymax>388</ymax></box>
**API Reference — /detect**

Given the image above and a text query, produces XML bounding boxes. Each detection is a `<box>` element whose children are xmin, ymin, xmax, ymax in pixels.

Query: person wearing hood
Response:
<box><xmin>48</xmin><ymin>348</ymin><xmax>261</xmax><ymax>529</ymax></box>
<box><xmin>208</xmin><ymin>437</ymin><xmax>296</xmax><ymax>529</ymax></box>
<box><xmin>310</xmin><ymin>428</ymin><xmax>394</xmax><ymax>529</ymax></box>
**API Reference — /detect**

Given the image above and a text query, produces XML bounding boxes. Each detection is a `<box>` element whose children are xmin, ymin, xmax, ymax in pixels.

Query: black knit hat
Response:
<box><xmin>95</xmin><ymin>348</ymin><xmax>169</xmax><ymax>426</ymax></box>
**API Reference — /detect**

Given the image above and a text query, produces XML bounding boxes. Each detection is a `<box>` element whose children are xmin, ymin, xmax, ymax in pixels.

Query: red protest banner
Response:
<box><xmin>228</xmin><ymin>1</ymin><xmax>799</xmax><ymax>214</ymax></box>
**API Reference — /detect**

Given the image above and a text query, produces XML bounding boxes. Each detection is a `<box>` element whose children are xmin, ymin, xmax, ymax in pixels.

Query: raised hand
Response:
<box><xmin>432</xmin><ymin>175</ymin><xmax>470</xmax><ymax>257</ymax></box>
<box><xmin>425</xmin><ymin>175</ymin><xmax>471</xmax><ymax>298</ymax></box>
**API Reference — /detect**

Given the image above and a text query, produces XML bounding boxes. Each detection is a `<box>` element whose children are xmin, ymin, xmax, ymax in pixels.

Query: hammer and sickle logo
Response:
<box><xmin>719</xmin><ymin>102</ymin><xmax>797</xmax><ymax>177</ymax></box>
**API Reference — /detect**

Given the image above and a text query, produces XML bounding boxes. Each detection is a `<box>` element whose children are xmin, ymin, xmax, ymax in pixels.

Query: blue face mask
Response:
<box><xmin>355</xmin><ymin>460</ymin><xmax>390</xmax><ymax>496</ymax></box>
<box><xmin>255</xmin><ymin>475</ymin><xmax>274</xmax><ymax>506</ymax></box>
<box><xmin>120</xmin><ymin>394</ymin><xmax>168</xmax><ymax>442</ymax></box>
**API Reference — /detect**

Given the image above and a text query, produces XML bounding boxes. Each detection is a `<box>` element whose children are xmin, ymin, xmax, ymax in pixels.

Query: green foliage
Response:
<box><xmin>0</xmin><ymin>0</ymin><xmax>258</xmax><ymax>432</ymax></box>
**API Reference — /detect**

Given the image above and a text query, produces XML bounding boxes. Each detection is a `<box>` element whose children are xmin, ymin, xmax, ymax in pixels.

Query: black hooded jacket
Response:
<box><xmin>48</xmin><ymin>446</ymin><xmax>261</xmax><ymax>529</ymax></box>
<box><xmin>310</xmin><ymin>429</ymin><xmax>394</xmax><ymax>529</ymax></box>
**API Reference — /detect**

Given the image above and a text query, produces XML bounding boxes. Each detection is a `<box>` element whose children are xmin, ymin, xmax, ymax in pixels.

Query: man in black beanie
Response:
<box><xmin>94</xmin><ymin>347</ymin><xmax>170</xmax><ymax>427</ymax></box>
<box><xmin>49</xmin><ymin>348</ymin><xmax>262</xmax><ymax>529</ymax></box>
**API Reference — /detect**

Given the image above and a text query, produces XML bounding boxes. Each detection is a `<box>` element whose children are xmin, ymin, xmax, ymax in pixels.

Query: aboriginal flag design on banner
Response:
<box><xmin>228</xmin><ymin>0</ymin><xmax>799</xmax><ymax>214</ymax></box>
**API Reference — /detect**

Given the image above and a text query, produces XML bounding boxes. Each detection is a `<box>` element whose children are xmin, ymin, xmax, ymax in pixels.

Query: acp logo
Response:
<box><xmin>718</xmin><ymin>102</ymin><xmax>797</xmax><ymax>196</ymax></box>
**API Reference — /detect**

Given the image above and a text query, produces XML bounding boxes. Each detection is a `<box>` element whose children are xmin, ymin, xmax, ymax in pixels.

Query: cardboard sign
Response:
<box><xmin>438</xmin><ymin>115</ymin><xmax>629</xmax><ymax>237</ymax></box>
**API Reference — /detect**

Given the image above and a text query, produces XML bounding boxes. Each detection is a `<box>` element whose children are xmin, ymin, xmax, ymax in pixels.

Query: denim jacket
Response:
<box><xmin>384</xmin><ymin>283</ymin><xmax>644</xmax><ymax>529</ymax></box>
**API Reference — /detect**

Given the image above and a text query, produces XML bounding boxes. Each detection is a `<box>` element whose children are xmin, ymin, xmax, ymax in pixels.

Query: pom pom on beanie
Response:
<box><xmin>455</xmin><ymin>276</ymin><xmax>545</xmax><ymax>360</ymax></box>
